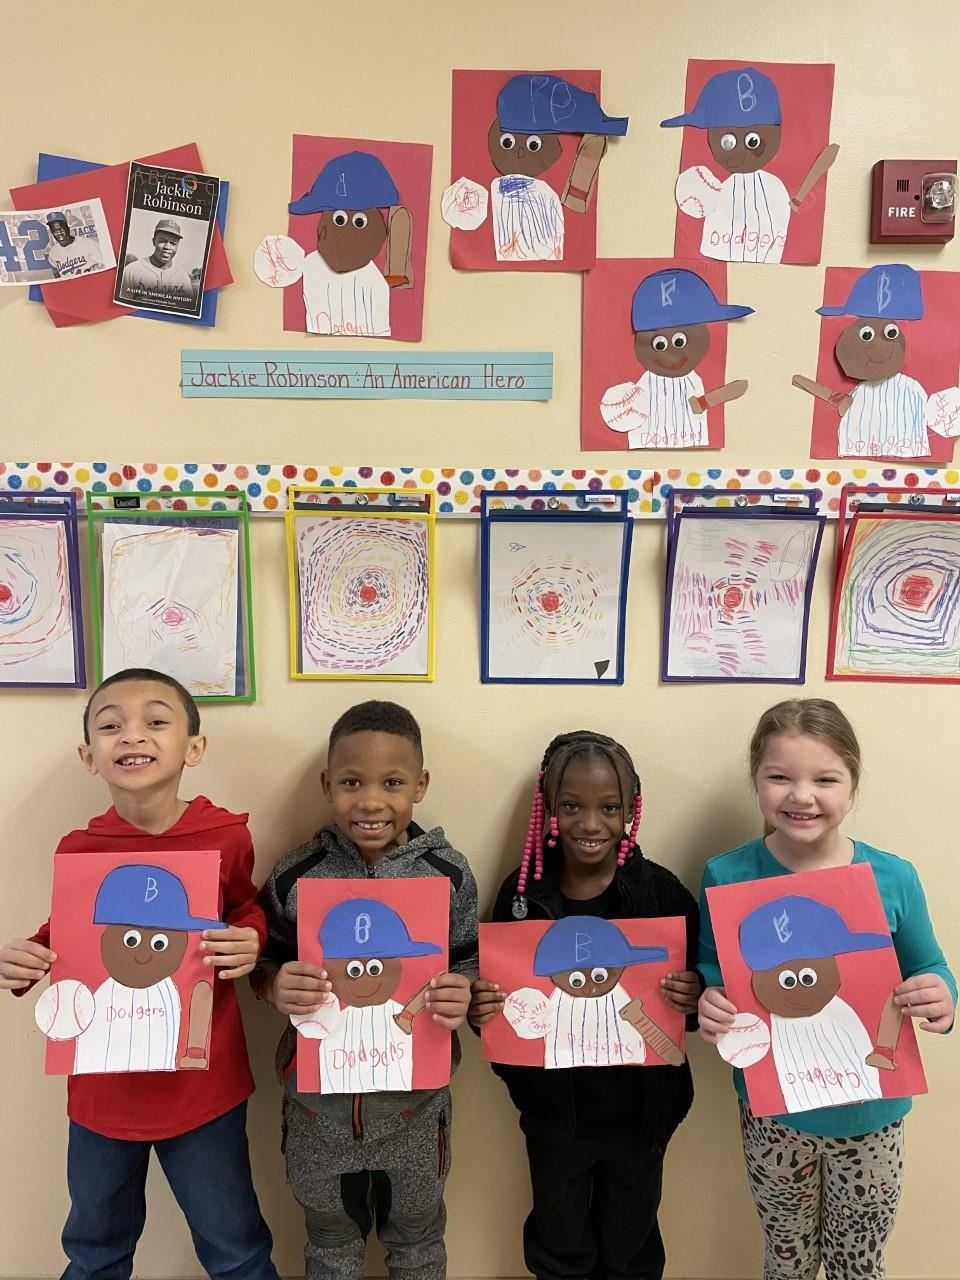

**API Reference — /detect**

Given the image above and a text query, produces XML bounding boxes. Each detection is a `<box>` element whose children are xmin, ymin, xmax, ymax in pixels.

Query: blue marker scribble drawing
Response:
<box><xmin>0</xmin><ymin>519</ymin><xmax>76</xmax><ymax>682</ymax></box>
<box><xmin>101</xmin><ymin>523</ymin><xmax>239</xmax><ymax>695</ymax></box>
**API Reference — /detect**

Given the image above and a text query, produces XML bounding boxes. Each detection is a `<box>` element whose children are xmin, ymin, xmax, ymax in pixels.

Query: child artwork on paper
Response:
<box><xmin>663</xmin><ymin>511</ymin><xmax>824</xmax><ymax>682</ymax></box>
<box><xmin>0</xmin><ymin>515</ymin><xmax>81</xmax><ymax>686</ymax></box>
<box><xmin>482</xmin><ymin>513</ymin><xmax>631</xmax><ymax>683</ymax></box>
<box><xmin>582</xmin><ymin>258</ymin><xmax>753</xmax><ymax>450</ymax></box>
<box><xmin>829</xmin><ymin>512</ymin><xmax>960</xmax><ymax>682</ymax></box>
<box><xmin>254</xmin><ymin>136</ymin><xmax>431</xmax><ymax>342</ymax></box>
<box><xmin>794</xmin><ymin>265</ymin><xmax>960</xmax><ymax>461</ymax></box>
<box><xmin>292</xmin><ymin>512</ymin><xmax>431</xmax><ymax>678</ymax></box>
<box><xmin>480</xmin><ymin>916</ymin><xmax>686</xmax><ymax>1069</ymax></box>
<box><xmin>291</xmin><ymin>879</ymin><xmax>450</xmax><ymax>1094</ymax></box>
<box><xmin>35</xmin><ymin>851</ymin><xmax>224</xmax><ymax>1076</ymax></box>
<box><xmin>442</xmin><ymin>70</ymin><xmax>628</xmax><ymax>271</ymax></box>
<box><xmin>662</xmin><ymin>61</ymin><xmax>837</xmax><ymax>266</ymax></box>
<box><xmin>100</xmin><ymin>522</ymin><xmax>240</xmax><ymax>696</ymax></box>
<box><xmin>707</xmin><ymin>865</ymin><xmax>927</xmax><ymax>1117</ymax></box>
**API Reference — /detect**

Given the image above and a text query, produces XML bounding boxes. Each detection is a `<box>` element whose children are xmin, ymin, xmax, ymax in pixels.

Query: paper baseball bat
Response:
<box><xmin>865</xmin><ymin>992</ymin><xmax>903</xmax><ymax>1071</ymax></box>
<box><xmin>394</xmin><ymin>978</ymin><xmax>432</xmax><ymax>1034</ymax></box>
<box><xmin>792</xmin><ymin>374</ymin><xmax>837</xmax><ymax>403</ymax></box>
<box><xmin>385</xmin><ymin>206</ymin><xmax>413</xmax><ymax>289</ymax></box>
<box><xmin>180</xmin><ymin>979</ymin><xmax>214</xmax><ymax>1067</ymax></box>
<box><xmin>561</xmin><ymin>134</ymin><xmax>608</xmax><ymax>213</ymax></box>
<box><xmin>619</xmin><ymin>997</ymin><xmax>685</xmax><ymax>1066</ymax></box>
<box><xmin>691</xmin><ymin>379</ymin><xmax>749</xmax><ymax>412</ymax></box>
<box><xmin>793</xmin><ymin>143</ymin><xmax>840</xmax><ymax>206</ymax></box>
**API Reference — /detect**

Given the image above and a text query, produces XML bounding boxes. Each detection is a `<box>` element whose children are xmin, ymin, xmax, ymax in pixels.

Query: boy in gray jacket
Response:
<box><xmin>254</xmin><ymin>701</ymin><xmax>478</xmax><ymax>1280</ymax></box>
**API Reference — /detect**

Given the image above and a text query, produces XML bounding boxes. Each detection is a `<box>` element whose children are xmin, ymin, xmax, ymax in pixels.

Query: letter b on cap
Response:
<box><xmin>144</xmin><ymin>876</ymin><xmax>158</xmax><ymax>904</ymax></box>
<box><xmin>574</xmin><ymin>931</ymin><xmax>592</xmax><ymax>964</ymax></box>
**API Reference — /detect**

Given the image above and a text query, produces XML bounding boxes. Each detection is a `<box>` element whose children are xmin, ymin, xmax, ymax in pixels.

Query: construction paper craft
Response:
<box><xmin>10</xmin><ymin>144</ymin><xmax>232</xmax><ymax>326</ymax></box>
<box><xmin>583</xmin><ymin>258</ymin><xmax>753</xmax><ymax>451</ymax></box>
<box><xmin>443</xmin><ymin>70</ymin><xmax>627</xmax><ymax>272</ymax></box>
<box><xmin>795</xmin><ymin>265</ymin><xmax>960</xmax><ymax>461</ymax></box>
<box><xmin>0</xmin><ymin>493</ymin><xmax>84</xmax><ymax>688</ymax></box>
<box><xmin>480</xmin><ymin>916</ymin><xmax>686</xmax><ymax>1069</ymax></box>
<box><xmin>481</xmin><ymin>490</ymin><xmax>633</xmax><ymax>684</ymax></box>
<box><xmin>181</xmin><ymin>350</ymin><xmax>553</xmax><ymax>399</ymax></box>
<box><xmin>87</xmin><ymin>492</ymin><xmax>255</xmax><ymax>702</ymax></box>
<box><xmin>254</xmin><ymin>136</ymin><xmax>431</xmax><ymax>342</ymax></box>
<box><xmin>29</xmin><ymin>153</ymin><xmax>230</xmax><ymax>328</ymax></box>
<box><xmin>287</xmin><ymin>487</ymin><xmax>434</xmax><ymax>681</ymax></box>
<box><xmin>0</xmin><ymin>199</ymin><xmax>114</xmax><ymax>286</ymax></box>
<box><xmin>706</xmin><ymin>864</ymin><xmax>926</xmax><ymax>1117</ymax></box>
<box><xmin>663</xmin><ymin>507</ymin><xmax>825</xmax><ymax>682</ymax></box>
<box><xmin>114</xmin><ymin>163</ymin><xmax>220</xmax><ymax>318</ymax></box>
<box><xmin>662</xmin><ymin>61</ymin><xmax>836</xmax><ymax>265</ymax></box>
<box><xmin>291</xmin><ymin>878</ymin><xmax>450</xmax><ymax>1093</ymax></box>
<box><xmin>829</xmin><ymin>510</ymin><xmax>960</xmax><ymax>682</ymax></box>
<box><xmin>36</xmin><ymin>850</ymin><xmax>224</xmax><ymax>1076</ymax></box>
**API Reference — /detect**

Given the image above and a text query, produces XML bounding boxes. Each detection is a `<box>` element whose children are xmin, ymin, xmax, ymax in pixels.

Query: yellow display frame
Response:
<box><xmin>285</xmin><ymin>486</ymin><xmax>436</xmax><ymax>682</ymax></box>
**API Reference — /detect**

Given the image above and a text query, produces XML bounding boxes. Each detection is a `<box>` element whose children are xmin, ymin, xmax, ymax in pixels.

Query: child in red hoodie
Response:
<box><xmin>0</xmin><ymin>668</ymin><xmax>279</xmax><ymax>1280</ymax></box>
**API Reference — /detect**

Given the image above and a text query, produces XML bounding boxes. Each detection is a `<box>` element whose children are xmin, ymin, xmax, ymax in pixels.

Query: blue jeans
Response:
<box><xmin>62</xmin><ymin>1102</ymin><xmax>279</xmax><ymax>1280</ymax></box>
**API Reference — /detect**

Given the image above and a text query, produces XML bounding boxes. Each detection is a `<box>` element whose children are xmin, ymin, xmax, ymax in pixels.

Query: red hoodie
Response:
<box><xmin>21</xmin><ymin>796</ymin><xmax>265</xmax><ymax>1141</ymax></box>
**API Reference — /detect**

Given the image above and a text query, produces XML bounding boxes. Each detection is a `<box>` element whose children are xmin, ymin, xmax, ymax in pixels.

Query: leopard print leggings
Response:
<box><xmin>740</xmin><ymin>1101</ymin><xmax>904</xmax><ymax>1280</ymax></box>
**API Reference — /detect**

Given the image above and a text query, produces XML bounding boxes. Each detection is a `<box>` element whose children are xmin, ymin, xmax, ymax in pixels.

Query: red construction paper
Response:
<box><xmin>479</xmin><ymin>917</ymin><xmax>686</xmax><ymax>1068</ymax></box>
<box><xmin>283</xmin><ymin>135</ymin><xmax>432</xmax><ymax>342</ymax></box>
<box><xmin>808</xmin><ymin>268</ymin><xmax>960</xmax><ymax>462</ymax></box>
<box><xmin>707</xmin><ymin>864</ymin><xmax>926</xmax><ymax>1118</ymax></box>
<box><xmin>670</xmin><ymin>60</ymin><xmax>834</xmax><ymax>267</ymax></box>
<box><xmin>449</xmin><ymin>69</ymin><xmax>604</xmax><ymax>272</ymax></box>
<box><xmin>581</xmin><ymin>257</ymin><xmax>735</xmax><ymax>451</ymax></box>
<box><xmin>41</xmin><ymin>849</ymin><xmax>222</xmax><ymax>1076</ymax></box>
<box><xmin>294</xmin><ymin>878</ymin><xmax>450</xmax><ymax>1093</ymax></box>
<box><xmin>11</xmin><ymin>145</ymin><xmax>232</xmax><ymax>324</ymax></box>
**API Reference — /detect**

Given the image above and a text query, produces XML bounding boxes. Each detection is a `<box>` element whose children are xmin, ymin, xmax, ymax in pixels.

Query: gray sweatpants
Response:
<box><xmin>283</xmin><ymin>1089</ymin><xmax>451</xmax><ymax>1280</ymax></box>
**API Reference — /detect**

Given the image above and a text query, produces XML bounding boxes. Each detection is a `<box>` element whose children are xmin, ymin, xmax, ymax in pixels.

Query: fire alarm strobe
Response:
<box><xmin>871</xmin><ymin>160</ymin><xmax>956</xmax><ymax>244</ymax></box>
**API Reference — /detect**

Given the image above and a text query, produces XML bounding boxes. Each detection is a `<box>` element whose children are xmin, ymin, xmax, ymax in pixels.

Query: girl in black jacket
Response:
<box><xmin>469</xmin><ymin>730</ymin><xmax>700</xmax><ymax>1280</ymax></box>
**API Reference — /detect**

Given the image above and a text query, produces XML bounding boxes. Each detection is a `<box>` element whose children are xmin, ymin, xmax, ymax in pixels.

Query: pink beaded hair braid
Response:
<box><xmin>516</xmin><ymin>731</ymin><xmax>643</xmax><ymax>897</ymax></box>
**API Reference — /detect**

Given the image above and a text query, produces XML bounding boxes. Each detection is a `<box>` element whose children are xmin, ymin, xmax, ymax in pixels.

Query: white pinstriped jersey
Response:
<box><xmin>505</xmin><ymin>984</ymin><xmax>647</xmax><ymax>1069</ymax></box>
<box><xmin>681</xmin><ymin>168</ymin><xmax>790</xmax><ymax>264</ymax></box>
<box><xmin>770</xmin><ymin>996</ymin><xmax>882</xmax><ymax>1114</ymax></box>
<box><xmin>491</xmin><ymin>176</ymin><xmax>564</xmax><ymax>262</ymax></box>
<box><xmin>294</xmin><ymin>996</ymin><xmax>412</xmax><ymax>1093</ymax></box>
<box><xmin>301</xmin><ymin>253</ymin><xmax>390</xmax><ymax>337</ymax></box>
<box><xmin>840</xmin><ymin>374</ymin><xmax>930</xmax><ymax>458</ymax></box>
<box><xmin>600</xmin><ymin>370</ymin><xmax>706</xmax><ymax>449</ymax></box>
<box><xmin>73</xmin><ymin>977</ymin><xmax>180</xmax><ymax>1075</ymax></box>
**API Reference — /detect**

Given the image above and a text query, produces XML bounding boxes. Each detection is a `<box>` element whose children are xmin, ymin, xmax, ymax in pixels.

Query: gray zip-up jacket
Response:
<box><xmin>258</xmin><ymin>821</ymin><xmax>478</xmax><ymax>1144</ymax></box>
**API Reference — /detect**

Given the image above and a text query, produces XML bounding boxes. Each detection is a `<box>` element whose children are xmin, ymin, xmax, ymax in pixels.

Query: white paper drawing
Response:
<box><xmin>665</xmin><ymin>515</ymin><xmax>821</xmax><ymax>681</ymax></box>
<box><xmin>101</xmin><ymin>523</ymin><xmax>239</xmax><ymax>695</ymax></box>
<box><xmin>0</xmin><ymin>519</ymin><xmax>77</xmax><ymax>684</ymax></box>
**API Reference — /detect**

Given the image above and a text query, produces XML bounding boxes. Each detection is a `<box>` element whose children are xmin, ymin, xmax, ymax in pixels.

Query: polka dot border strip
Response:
<box><xmin>1</xmin><ymin>462</ymin><xmax>957</xmax><ymax>517</ymax></box>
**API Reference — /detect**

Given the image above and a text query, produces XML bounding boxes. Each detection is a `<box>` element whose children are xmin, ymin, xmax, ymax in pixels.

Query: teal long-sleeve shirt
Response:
<box><xmin>697</xmin><ymin>838</ymin><xmax>956</xmax><ymax>1138</ymax></box>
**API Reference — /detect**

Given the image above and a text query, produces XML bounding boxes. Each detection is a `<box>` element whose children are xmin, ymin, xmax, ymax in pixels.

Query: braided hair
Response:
<box><xmin>516</xmin><ymin>730</ymin><xmax>643</xmax><ymax>899</ymax></box>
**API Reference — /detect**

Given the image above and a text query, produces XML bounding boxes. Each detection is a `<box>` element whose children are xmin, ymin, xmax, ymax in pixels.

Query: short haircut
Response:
<box><xmin>328</xmin><ymin>701</ymin><xmax>423</xmax><ymax>764</ymax></box>
<box><xmin>83</xmin><ymin>668</ymin><xmax>201</xmax><ymax>743</ymax></box>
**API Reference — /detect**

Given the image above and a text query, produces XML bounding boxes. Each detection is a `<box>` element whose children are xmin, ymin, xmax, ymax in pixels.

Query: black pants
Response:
<box><xmin>523</xmin><ymin>1130</ymin><xmax>666</xmax><ymax>1280</ymax></box>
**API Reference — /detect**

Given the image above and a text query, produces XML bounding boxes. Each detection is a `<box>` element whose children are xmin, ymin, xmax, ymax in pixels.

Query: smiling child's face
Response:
<box><xmin>325</xmin><ymin>956</ymin><xmax>403</xmax><ymax>1007</ymax></box>
<box><xmin>634</xmin><ymin>323</ymin><xmax>710</xmax><ymax>378</ymax></box>
<box><xmin>100</xmin><ymin>924</ymin><xmax>188</xmax><ymax>989</ymax></box>
<box><xmin>751</xmin><ymin>955</ymin><xmax>840</xmax><ymax>1018</ymax></box>
<box><xmin>487</xmin><ymin>120</ymin><xmax>562</xmax><ymax>178</ymax></box>
<box><xmin>835</xmin><ymin>318</ymin><xmax>907</xmax><ymax>382</ymax></box>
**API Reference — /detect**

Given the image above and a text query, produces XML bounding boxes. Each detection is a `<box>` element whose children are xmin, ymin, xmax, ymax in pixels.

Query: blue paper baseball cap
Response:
<box><xmin>497</xmin><ymin>74</ymin><xmax>628</xmax><ymax>137</ymax></box>
<box><xmin>46</xmin><ymin>211</ymin><xmax>68</xmax><ymax>225</ymax></box>
<box><xmin>739</xmin><ymin>895</ymin><xmax>890</xmax><ymax>972</ymax></box>
<box><xmin>816</xmin><ymin>264</ymin><xmax>924</xmax><ymax>321</ymax></box>
<box><xmin>320</xmin><ymin>899</ymin><xmax>442</xmax><ymax>960</ymax></box>
<box><xmin>661</xmin><ymin>67</ymin><xmax>782</xmax><ymax>129</ymax></box>
<box><xmin>533</xmin><ymin>916</ymin><xmax>667</xmax><ymax>976</ymax></box>
<box><xmin>93</xmin><ymin>865</ymin><xmax>225</xmax><ymax>931</ymax></box>
<box><xmin>631</xmin><ymin>268</ymin><xmax>754</xmax><ymax>332</ymax></box>
<box><xmin>289</xmin><ymin>152</ymin><xmax>400</xmax><ymax>214</ymax></box>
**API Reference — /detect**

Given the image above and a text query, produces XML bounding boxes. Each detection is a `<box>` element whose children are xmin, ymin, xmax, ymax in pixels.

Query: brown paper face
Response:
<box><xmin>100</xmin><ymin>924</ymin><xmax>189</xmax><ymax>990</ymax></box>
<box><xmin>633</xmin><ymin>323</ymin><xmax>710</xmax><ymax>378</ymax></box>
<box><xmin>551</xmin><ymin>965</ymin><xmax>625</xmax><ymax>998</ymax></box>
<box><xmin>487</xmin><ymin>120</ymin><xmax>563</xmax><ymax>178</ymax></box>
<box><xmin>326</xmin><ymin>956</ymin><xmax>403</xmax><ymax>1007</ymax></box>
<box><xmin>316</xmin><ymin>208</ymin><xmax>388</xmax><ymax>273</ymax></box>
<box><xmin>707</xmin><ymin>124</ymin><xmax>782</xmax><ymax>174</ymax></box>
<box><xmin>751</xmin><ymin>955</ymin><xmax>840</xmax><ymax>1019</ymax></box>
<box><xmin>835</xmin><ymin>319</ymin><xmax>907</xmax><ymax>382</ymax></box>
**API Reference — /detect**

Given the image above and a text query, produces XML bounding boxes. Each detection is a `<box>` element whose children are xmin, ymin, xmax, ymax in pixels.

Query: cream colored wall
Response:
<box><xmin>1</xmin><ymin>1</ymin><xmax>958</xmax><ymax>1275</ymax></box>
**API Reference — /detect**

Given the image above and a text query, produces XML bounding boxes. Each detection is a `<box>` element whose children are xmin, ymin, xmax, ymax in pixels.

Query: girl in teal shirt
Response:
<box><xmin>697</xmin><ymin>699</ymin><xmax>954</xmax><ymax>1280</ymax></box>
